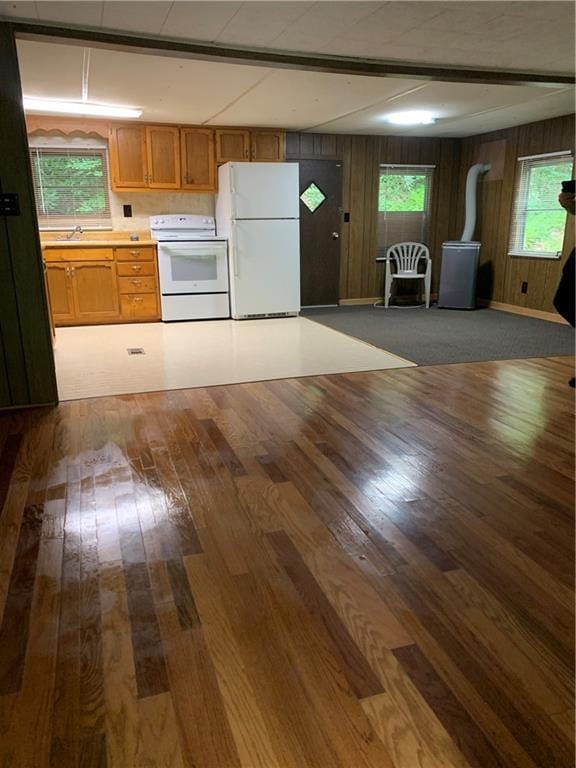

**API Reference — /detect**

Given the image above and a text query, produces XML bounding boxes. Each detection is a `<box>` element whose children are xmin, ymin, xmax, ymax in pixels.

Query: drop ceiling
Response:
<box><xmin>2</xmin><ymin>1</ymin><xmax>574</xmax><ymax>76</ymax></box>
<box><xmin>7</xmin><ymin>1</ymin><xmax>575</xmax><ymax>137</ymax></box>
<box><xmin>16</xmin><ymin>37</ymin><xmax>574</xmax><ymax>137</ymax></box>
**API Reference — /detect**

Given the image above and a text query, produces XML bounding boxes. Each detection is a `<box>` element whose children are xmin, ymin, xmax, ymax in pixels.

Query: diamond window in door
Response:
<box><xmin>300</xmin><ymin>182</ymin><xmax>326</xmax><ymax>213</ymax></box>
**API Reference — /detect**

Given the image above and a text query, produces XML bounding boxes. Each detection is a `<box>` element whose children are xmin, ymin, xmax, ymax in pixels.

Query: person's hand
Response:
<box><xmin>558</xmin><ymin>192</ymin><xmax>576</xmax><ymax>215</ymax></box>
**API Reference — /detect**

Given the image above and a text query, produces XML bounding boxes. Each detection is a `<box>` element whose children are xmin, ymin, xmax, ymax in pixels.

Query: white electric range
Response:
<box><xmin>150</xmin><ymin>214</ymin><xmax>229</xmax><ymax>321</ymax></box>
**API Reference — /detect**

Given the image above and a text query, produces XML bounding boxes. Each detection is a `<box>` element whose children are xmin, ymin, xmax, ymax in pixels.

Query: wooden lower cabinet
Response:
<box><xmin>120</xmin><ymin>294</ymin><xmax>159</xmax><ymax>320</ymax></box>
<box><xmin>45</xmin><ymin>246</ymin><xmax>160</xmax><ymax>326</ymax></box>
<box><xmin>72</xmin><ymin>262</ymin><xmax>120</xmax><ymax>322</ymax></box>
<box><xmin>46</xmin><ymin>263</ymin><xmax>75</xmax><ymax>324</ymax></box>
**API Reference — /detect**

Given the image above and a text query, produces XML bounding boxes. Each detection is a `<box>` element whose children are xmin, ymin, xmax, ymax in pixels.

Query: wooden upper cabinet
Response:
<box><xmin>146</xmin><ymin>126</ymin><xmax>180</xmax><ymax>189</ymax></box>
<box><xmin>109</xmin><ymin>125</ymin><xmax>147</xmax><ymax>189</ymax></box>
<box><xmin>251</xmin><ymin>131</ymin><xmax>285</xmax><ymax>162</ymax></box>
<box><xmin>181</xmin><ymin>128</ymin><xmax>216</xmax><ymax>191</ymax></box>
<box><xmin>216</xmin><ymin>129</ymin><xmax>250</xmax><ymax>163</ymax></box>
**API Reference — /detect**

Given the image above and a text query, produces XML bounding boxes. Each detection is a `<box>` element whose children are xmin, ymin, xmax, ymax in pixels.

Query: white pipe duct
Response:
<box><xmin>460</xmin><ymin>163</ymin><xmax>491</xmax><ymax>242</ymax></box>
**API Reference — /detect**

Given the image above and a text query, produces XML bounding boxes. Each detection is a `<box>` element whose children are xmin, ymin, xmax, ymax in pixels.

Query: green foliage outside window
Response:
<box><xmin>521</xmin><ymin>161</ymin><xmax>572</xmax><ymax>254</ymax></box>
<box><xmin>31</xmin><ymin>152</ymin><xmax>109</xmax><ymax>217</ymax></box>
<box><xmin>378</xmin><ymin>174</ymin><xmax>427</xmax><ymax>212</ymax></box>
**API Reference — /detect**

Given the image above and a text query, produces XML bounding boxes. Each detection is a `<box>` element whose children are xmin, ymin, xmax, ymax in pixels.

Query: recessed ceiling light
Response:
<box><xmin>23</xmin><ymin>97</ymin><xmax>142</xmax><ymax>119</ymax></box>
<box><xmin>385</xmin><ymin>110</ymin><xmax>436</xmax><ymax>126</ymax></box>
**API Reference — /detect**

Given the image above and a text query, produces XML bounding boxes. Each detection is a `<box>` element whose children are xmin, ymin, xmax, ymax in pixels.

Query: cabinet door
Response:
<box><xmin>181</xmin><ymin>128</ymin><xmax>216</xmax><ymax>191</ymax></box>
<box><xmin>71</xmin><ymin>262</ymin><xmax>120</xmax><ymax>322</ymax></box>
<box><xmin>215</xmin><ymin>129</ymin><xmax>250</xmax><ymax>163</ymax></box>
<box><xmin>146</xmin><ymin>126</ymin><xmax>180</xmax><ymax>189</ymax></box>
<box><xmin>251</xmin><ymin>131</ymin><xmax>285</xmax><ymax>162</ymax></box>
<box><xmin>109</xmin><ymin>125</ymin><xmax>147</xmax><ymax>189</ymax></box>
<box><xmin>46</xmin><ymin>263</ymin><xmax>75</xmax><ymax>324</ymax></box>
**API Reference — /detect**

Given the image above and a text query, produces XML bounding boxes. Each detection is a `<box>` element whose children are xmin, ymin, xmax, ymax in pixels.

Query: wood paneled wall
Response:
<box><xmin>287</xmin><ymin>132</ymin><xmax>460</xmax><ymax>300</ymax></box>
<box><xmin>288</xmin><ymin>116</ymin><xmax>574</xmax><ymax>309</ymax></box>
<box><xmin>455</xmin><ymin>114</ymin><xmax>575</xmax><ymax>312</ymax></box>
<box><xmin>0</xmin><ymin>24</ymin><xmax>58</xmax><ymax>407</ymax></box>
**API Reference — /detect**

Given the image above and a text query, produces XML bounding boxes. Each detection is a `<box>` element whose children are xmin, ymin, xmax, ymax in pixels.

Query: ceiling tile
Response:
<box><xmin>101</xmin><ymin>1</ymin><xmax>171</xmax><ymax>35</ymax></box>
<box><xmin>32</xmin><ymin>2</ymin><xmax>103</xmax><ymax>26</ymax></box>
<box><xmin>0</xmin><ymin>1</ymin><xmax>37</xmax><ymax>19</ymax></box>
<box><xmin>160</xmin><ymin>2</ymin><xmax>243</xmax><ymax>41</ymax></box>
<box><xmin>204</xmin><ymin>69</ymin><xmax>424</xmax><ymax>130</ymax></box>
<box><xmin>216</xmin><ymin>2</ymin><xmax>315</xmax><ymax>46</ymax></box>
<box><xmin>308</xmin><ymin>81</ymin><xmax>571</xmax><ymax>135</ymax></box>
<box><xmin>343</xmin><ymin>2</ymin><xmax>445</xmax><ymax>45</ymax></box>
<box><xmin>88</xmin><ymin>47</ymin><xmax>269</xmax><ymax>124</ymax></box>
<box><xmin>269</xmin><ymin>1</ymin><xmax>383</xmax><ymax>41</ymax></box>
<box><xmin>17</xmin><ymin>39</ymin><xmax>84</xmax><ymax>99</ymax></box>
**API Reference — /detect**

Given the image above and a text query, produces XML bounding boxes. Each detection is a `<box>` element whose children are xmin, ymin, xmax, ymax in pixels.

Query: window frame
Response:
<box><xmin>508</xmin><ymin>150</ymin><xmax>574</xmax><ymax>260</ymax></box>
<box><xmin>29</xmin><ymin>140</ymin><xmax>112</xmax><ymax>231</ymax></box>
<box><xmin>376</xmin><ymin>164</ymin><xmax>435</xmax><ymax>259</ymax></box>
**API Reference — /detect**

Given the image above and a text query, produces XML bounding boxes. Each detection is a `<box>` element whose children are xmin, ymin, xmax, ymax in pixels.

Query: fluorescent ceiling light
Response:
<box><xmin>385</xmin><ymin>110</ymin><xmax>435</xmax><ymax>126</ymax></box>
<box><xmin>23</xmin><ymin>97</ymin><xmax>142</xmax><ymax>118</ymax></box>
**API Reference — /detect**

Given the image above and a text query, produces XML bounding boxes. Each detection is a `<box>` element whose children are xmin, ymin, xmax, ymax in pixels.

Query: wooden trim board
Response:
<box><xmin>11</xmin><ymin>22</ymin><xmax>574</xmax><ymax>87</ymax></box>
<box><xmin>339</xmin><ymin>297</ymin><xmax>382</xmax><ymax>306</ymax></box>
<box><xmin>478</xmin><ymin>298</ymin><xmax>570</xmax><ymax>325</ymax></box>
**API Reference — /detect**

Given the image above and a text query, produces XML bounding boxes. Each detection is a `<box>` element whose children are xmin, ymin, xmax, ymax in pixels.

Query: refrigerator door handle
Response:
<box><xmin>232</xmin><ymin>246</ymin><xmax>239</xmax><ymax>277</ymax></box>
<box><xmin>230</xmin><ymin>166</ymin><xmax>237</xmax><ymax>219</ymax></box>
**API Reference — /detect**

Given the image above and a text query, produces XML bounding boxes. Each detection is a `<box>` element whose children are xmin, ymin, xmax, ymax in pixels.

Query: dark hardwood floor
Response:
<box><xmin>0</xmin><ymin>356</ymin><xmax>574</xmax><ymax>768</ymax></box>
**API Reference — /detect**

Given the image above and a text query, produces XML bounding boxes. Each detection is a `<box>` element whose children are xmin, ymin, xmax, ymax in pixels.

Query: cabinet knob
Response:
<box><xmin>130</xmin><ymin>250</ymin><xmax>140</xmax><ymax>256</ymax></box>
<box><xmin>130</xmin><ymin>280</ymin><xmax>142</xmax><ymax>286</ymax></box>
<box><xmin>131</xmin><ymin>265</ymin><xmax>141</xmax><ymax>272</ymax></box>
<box><xmin>133</xmin><ymin>297</ymin><xmax>143</xmax><ymax>303</ymax></box>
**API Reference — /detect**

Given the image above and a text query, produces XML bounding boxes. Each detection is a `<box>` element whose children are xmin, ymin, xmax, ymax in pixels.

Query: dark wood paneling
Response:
<box><xmin>288</xmin><ymin>117</ymin><xmax>573</xmax><ymax>307</ymax></box>
<box><xmin>288</xmin><ymin>131</ymin><xmax>460</xmax><ymax>300</ymax></box>
<box><xmin>456</xmin><ymin>114</ymin><xmax>575</xmax><ymax>311</ymax></box>
<box><xmin>0</xmin><ymin>23</ymin><xmax>57</xmax><ymax>407</ymax></box>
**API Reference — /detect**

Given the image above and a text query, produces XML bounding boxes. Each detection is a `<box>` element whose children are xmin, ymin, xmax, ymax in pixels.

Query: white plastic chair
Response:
<box><xmin>381</xmin><ymin>242</ymin><xmax>431</xmax><ymax>308</ymax></box>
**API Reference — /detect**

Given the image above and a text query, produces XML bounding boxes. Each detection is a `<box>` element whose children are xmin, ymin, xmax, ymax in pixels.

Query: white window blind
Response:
<box><xmin>377</xmin><ymin>164</ymin><xmax>434</xmax><ymax>258</ymax></box>
<box><xmin>29</xmin><ymin>143</ymin><xmax>112</xmax><ymax>229</ymax></box>
<box><xmin>508</xmin><ymin>151</ymin><xmax>574</xmax><ymax>259</ymax></box>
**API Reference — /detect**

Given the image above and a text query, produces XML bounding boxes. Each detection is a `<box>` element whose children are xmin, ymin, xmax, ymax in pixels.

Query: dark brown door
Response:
<box><xmin>298</xmin><ymin>160</ymin><xmax>342</xmax><ymax>306</ymax></box>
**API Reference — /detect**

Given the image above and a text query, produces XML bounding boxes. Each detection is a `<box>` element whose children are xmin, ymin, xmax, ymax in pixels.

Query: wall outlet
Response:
<box><xmin>123</xmin><ymin>204</ymin><xmax>133</xmax><ymax>218</ymax></box>
<box><xmin>521</xmin><ymin>281</ymin><xmax>528</xmax><ymax>294</ymax></box>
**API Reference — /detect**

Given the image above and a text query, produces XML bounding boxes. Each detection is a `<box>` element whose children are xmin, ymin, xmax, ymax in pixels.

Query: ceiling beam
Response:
<box><xmin>9</xmin><ymin>21</ymin><xmax>575</xmax><ymax>89</ymax></box>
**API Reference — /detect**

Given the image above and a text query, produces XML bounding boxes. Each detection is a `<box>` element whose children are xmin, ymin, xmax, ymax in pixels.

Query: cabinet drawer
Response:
<box><xmin>117</xmin><ymin>261</ymin><xmax>156</xmax><ymax>277</ymax></box>
<box><xmin>44</xmin><ymin>247</ymin><xmax>114</xmax><ymax>262</ymax></box>
<box><xmin>120</xmin><ymin>294</ymin><xmax>159</xmax><ymax>318</ymax></box>
<box><xmin>114</xmin><ymin>246</ymin><xmax>155</xmax><ymax>262</ymax></box>
<box><xmin>119</xmin><ymin>276</ymin><xmax>157</xmax><ymax>294</ymax></box>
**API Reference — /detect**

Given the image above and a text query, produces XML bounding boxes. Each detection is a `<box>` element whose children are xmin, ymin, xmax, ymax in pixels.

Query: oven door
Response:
<box><xmin>158</xmin><ymin>241</ymin><xmax>228</xmax><ymax>294</ymax></box>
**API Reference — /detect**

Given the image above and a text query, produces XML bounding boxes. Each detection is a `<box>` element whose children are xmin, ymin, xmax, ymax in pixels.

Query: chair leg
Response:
<box><xmin>424</xmin><ymin>267</ymin><xmax>431</xmax><ymax>308</ymax></box>
<box><xmin>384</xmin><ymin>269</ymin><xmax>391</xmax><ymax>308</ymax></box>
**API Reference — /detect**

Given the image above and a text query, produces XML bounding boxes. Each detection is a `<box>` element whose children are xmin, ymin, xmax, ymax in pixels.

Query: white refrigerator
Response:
<box><xmin>216</xmin><ymin>162</ymin><xmax>300</xmax><ymax>320</ymax></box>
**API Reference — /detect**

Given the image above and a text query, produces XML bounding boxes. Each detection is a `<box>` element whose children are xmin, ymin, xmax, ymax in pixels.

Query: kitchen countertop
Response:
<box><xmin>41</xmin><ymin>239</ymin><xmax>157</xmax><ymax>247</ymax></box>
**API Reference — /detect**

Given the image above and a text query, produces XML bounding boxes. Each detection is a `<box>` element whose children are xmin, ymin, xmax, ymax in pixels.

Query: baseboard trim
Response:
<box><xmin>478</xmin><ymin>299</ymin><xmax>569</xmax><ymax>325</ymax></box>
<box><xmin>339</xmin><ymin>297</ymin><xmax>381</xmax><ymax>306</ymax></box>
<box><xmin>339</xmin><ymin>293</ymin><xmax>439</xmax><ymax>306</ymax></box>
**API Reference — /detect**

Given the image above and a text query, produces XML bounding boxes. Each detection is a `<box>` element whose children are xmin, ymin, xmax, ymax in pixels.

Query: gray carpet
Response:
<box><xmin>302</xmin><ymin>305</ymin><xmax>575</xmax><ymax>365</ymax></box>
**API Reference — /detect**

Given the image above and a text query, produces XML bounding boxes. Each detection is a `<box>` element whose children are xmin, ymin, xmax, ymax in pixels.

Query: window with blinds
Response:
<box><xmin>29</xmin><ymin>145</ymin><xmax>112</xmax><ymax>229</ymax></box>
<box><xmin>377</xmin><ymin>164</ymin><xmax>434</xmax><ymax>258</ymax></box>
<box><xmin>508</xmin><ymin>151</ymin><xmax>574</xmax><ymax>259</ymax></box>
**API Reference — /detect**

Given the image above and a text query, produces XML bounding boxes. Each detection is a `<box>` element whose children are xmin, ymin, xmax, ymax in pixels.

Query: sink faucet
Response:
<box><xmin>66</xmin><ymin>225</ymin><xmax>84</xmax><ymax>240</ymax></box>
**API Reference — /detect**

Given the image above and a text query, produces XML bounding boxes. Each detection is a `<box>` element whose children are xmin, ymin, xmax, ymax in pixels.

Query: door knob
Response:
<box><xmin>331</xmin><ymin>232</ymin><xmax>340</xmax><ymax>240</ymax></box>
